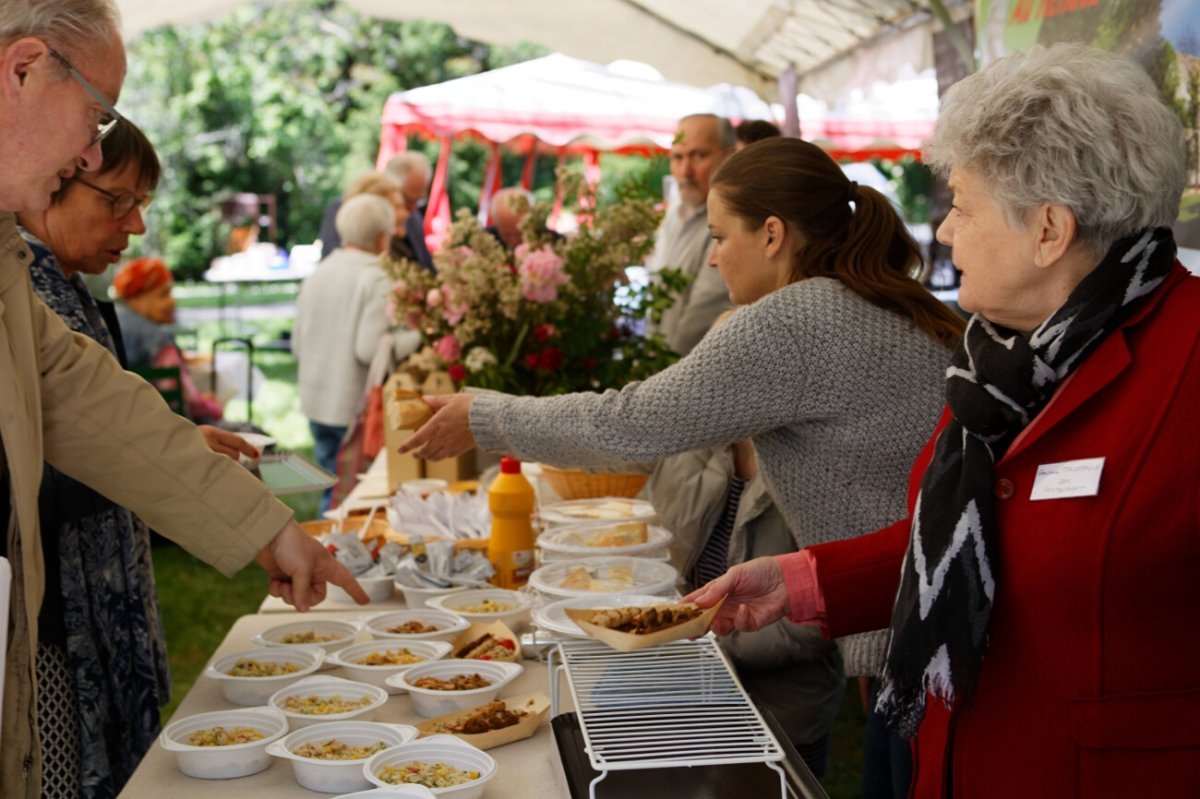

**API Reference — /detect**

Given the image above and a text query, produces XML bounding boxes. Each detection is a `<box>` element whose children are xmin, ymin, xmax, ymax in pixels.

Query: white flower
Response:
<box><xmin>464</xmin><ymin>346</ymin><xmax>498</xmax><ymax>373</ymax></box>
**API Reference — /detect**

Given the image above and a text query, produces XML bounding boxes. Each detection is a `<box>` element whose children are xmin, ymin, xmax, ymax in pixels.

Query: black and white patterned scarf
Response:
<box><xmin>877</xmin><ymin>227</ymin><xmax>1176</xmax><ymax>738</ymax></box>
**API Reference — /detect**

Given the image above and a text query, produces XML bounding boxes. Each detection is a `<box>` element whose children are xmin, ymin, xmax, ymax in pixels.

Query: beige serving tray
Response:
<box><xmin>414</xmin><ymin>691</ymin><xmax>550</xmax><ymax>750</ymax></box>
<box><xmin>563</xmin><ymin>598</ymin><xmax>725</xmax><ymax>652</ymax></box>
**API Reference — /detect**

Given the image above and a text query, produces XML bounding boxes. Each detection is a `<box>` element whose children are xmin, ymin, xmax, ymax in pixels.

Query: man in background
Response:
<box><xmin>383</xmin><ymin>151</ymin><xmax>434</xmax><ymax>272</ymax></box>
<box><xmin>648</xmin><ymin>113</ymin><xmax>735</xmax><ymax>355</ymax></box>
<box><xmin>485</xmin><ymin>187</ymin><xmax>535</xmax><ymax>250</ymax></box>
<box><xmin>735</xmin><ymin>118</ymin><xmax>781</xmax><ymax>150</ymax></box>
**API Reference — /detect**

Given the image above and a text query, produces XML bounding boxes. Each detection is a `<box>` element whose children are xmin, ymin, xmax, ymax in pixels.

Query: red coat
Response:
<box><xmin>810</xmin><ymin>264</ymin><xmax>1200</xmax><ymax>798</ymax></box>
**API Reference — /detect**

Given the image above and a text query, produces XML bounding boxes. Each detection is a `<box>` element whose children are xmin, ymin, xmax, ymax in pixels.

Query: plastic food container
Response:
<box><xmin>536</xmin><ymin>524</ymin><xmax>673</xmax><ymax>560</ymax></box>
<box><xmin>538</xmin><ymin>497</ymin><xmax>657</xmax><ymax>527</ymax></box>
<box><xmin>395</xmin><ymin>580</ymin><xmax>470</xmax><ymax>609</ymax></box>
<box><xmin>159</xmin><ymin>706</ymin><xmax>287</xmax><ymax>779</ymax></box>
<box><xmin>325</xmin><ymin>640</ymin><xmax>453</xmax><ymax>694</ymax></box>
<box><xmin>266</xmin><ymin>719</ymin><xmax>419</xmax><ymax>793</ymax></box>
<box><xmin>362</xmin><ymin>736</ymin><xmax>496</xmax><ymax>799</ymax></box>
<box><xmin>527</xmin><ymin>556</ymin><xmax>678</xmax><ymax>600</ymax></box>
<box><xmin>332</xmin><ymin>574</ymin><xmax>396</xmax><ymax>604</ymax></box>
<box><xmin>386</xmin><ymin>660</ymin><xmax>523</xmax><ymax>718</ymax></box>
<box><xmin>268</xmin><ymin>675</ymin><xmax>389</xmax><ymax>729</ymax></box>
<box><xmin>426</xmin><ymin>589</ymin><xmax>532</xmax><ymax>633</ymax></box>
<box><xmin>365</xmin><ymin>610</ymin><xmax>470</xmax><ymax>644</ymax></box>
<box><xmin>204</xmin><ymin>647</ymin><xmax>324</xmax><ymax>705</ymax></box>
<box><xmin>251</xmin><ymin>618</ymin><xmax>361</xmax><ymax>659</ymax></box>
<box><xmin>333</xmin><ymin>788</ymin><xmax>437</xmax><ymax>799</ymax></box>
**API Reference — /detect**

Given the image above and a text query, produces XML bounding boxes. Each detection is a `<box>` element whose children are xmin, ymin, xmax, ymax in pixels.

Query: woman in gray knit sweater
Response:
<box><xmin>403</xmin><ymin>138</ymin><xmax>963</xmax><ymax>547</ymax></box>
<box><xmin>406</xmin><ymin>138</ymin><xmax>963</xmax><ymax>784</ymax></box>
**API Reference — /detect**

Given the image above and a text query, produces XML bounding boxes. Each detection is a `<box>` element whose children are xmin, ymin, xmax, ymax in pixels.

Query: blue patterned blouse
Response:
<box><xmin>21</xmin><ymin>228</ymin><xmax>171</xmax><ymax>799</ymax></box>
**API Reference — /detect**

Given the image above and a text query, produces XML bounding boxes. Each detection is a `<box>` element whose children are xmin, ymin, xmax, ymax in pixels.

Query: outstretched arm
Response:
<box><xmin>256</xmin><ymin>520</ymin><xmax>370</xmax><ymax>611</ymax></box>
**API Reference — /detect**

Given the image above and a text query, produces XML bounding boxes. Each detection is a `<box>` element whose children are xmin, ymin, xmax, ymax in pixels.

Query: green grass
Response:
<box><xmin>152</xmin><ymin>543</ymin><xmax>268</xmax><ymax>722</ymax></box>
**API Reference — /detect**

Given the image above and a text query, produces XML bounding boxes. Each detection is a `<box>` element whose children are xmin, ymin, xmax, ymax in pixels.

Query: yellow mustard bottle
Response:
<box><xmin>487</xmin><ymin>457</ymin><xmax>536</xmax><ymax>589</ymax></box>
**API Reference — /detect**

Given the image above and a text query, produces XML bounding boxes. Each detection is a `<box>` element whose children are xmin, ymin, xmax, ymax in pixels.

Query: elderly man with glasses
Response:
<box><xmin>0</xmin><ymin>4</ymin><xmax>367</xmax><ymax>797</ymax></box>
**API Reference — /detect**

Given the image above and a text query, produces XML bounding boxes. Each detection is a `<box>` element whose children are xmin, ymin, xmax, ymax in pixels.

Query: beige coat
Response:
<box><xmin>0</xmin><ymin>212</ymin><xmax>294</xmax><ymax>798</ymax></box>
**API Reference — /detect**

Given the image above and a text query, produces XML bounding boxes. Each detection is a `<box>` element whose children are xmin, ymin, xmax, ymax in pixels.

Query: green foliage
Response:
<box><xmin>123</xmin><ymin>1</ymin><xmax>549</xmax><ymax>280</ymax></box>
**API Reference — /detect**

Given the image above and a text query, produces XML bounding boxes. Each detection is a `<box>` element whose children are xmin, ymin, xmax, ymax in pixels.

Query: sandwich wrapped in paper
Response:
<box><xmin>450</xmin><ymin>621</ymin><xmax>520</xmax><ymax>663</ymax></box>
<box><xmin>563</xmin><ymin>597</ymin><xmax>725</xmax><ymax>652</ymax></box>
<box><xmin>415</xmin><ymin>692</ymin><xmax>549</xmax><ymax>750</ymax></box>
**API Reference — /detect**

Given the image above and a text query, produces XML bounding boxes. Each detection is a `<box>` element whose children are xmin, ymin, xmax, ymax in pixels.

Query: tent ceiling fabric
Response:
<box><xmin>380</xmin><ymin>52</ymin><xmax>777</xmax><ymax>153</ymax></box>
<box><xmin>117</xmin><ymin>0</ymin><xmax>943</xmax><ymax>100</ymax></box>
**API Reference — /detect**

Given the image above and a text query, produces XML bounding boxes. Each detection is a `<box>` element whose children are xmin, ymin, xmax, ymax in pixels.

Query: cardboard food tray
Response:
<box><xmin>563</xmin><ymin>598</ymin><xmax>725</xmax><ymax>652</ymax></box>
<box><xmin>449</xmin><ymin>620</ymin><xmax>521</xmax><ymax>663</ymax></box>
<box><xmin>415</xmin><ymin>691</ymin><xmax>549</xmax><ymax>750</ymax></box>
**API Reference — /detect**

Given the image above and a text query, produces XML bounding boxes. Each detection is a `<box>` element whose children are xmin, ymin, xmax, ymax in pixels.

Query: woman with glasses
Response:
<box><xmin>15</xmin><ymin>119</ymin><xmax>253</xmax><ymax>799</ymax></box>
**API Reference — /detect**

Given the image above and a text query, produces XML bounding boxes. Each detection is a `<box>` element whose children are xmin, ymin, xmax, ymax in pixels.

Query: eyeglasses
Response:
<box><xmin>47</xmin><ymin>47</ymin><xmax>124</xmax><ymax>143</ymax></box>
<box><xmin>75</xmin><ymin>177</ymin><xmax>152</xmax><ymax>218</ymax></box>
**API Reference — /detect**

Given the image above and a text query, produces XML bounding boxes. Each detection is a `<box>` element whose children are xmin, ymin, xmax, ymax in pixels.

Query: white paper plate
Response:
<box><xmin>536</xmin><ymin>524</ymin><xmax>673</xmax><ymax>558</ymax></box>
<box><xmin>527</xmin><ymin>557</ymin><xmax>677</xmax><ymax>600</ymax></box>
<box><xmin>533</xmin><ymin>593</ymin><xmax>675</xmax><ymax>639</ymax></box>
<box><xmin>538</xmin><ymin>498</ymin><xmax>657</xmax><ymax>526</ymax></box>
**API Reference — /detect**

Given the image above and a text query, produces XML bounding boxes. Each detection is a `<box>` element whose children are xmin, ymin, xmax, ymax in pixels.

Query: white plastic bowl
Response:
<box><xmin>330</xmin><ymin>574</ymin><xmax>396</xmax><ymax>605</ymax></box>
<box><xmin>252</xmin><ymin>618</ymin><xmax>361</xmax><ymax>658</ymax></box>
<box><xmin>386</xmin><ymin>659</ymin><xmax>523</xmax><ymax>718</ymax></box>
<box><xmin>426</xmin><ymin>589</ymin><xmax>532</xmax><ymax>633</ymax></box>
<box><xmin>365</xmin><ymin>610</ymin><xmax>470</xmax><ymax>644</ymax></box>
<box><xmin>527</xmin><ymin>556</ymin><xmax>678</xmax><ymax>600</ymax></box>
<box><xmin>333</xmin><ymin>787</ymin><xmax>437</xmax><ymax>799</ymax></box>
<box><xmin>266</xmin><ymin>719</ymin><xmax>418</xmax><ymax>793</ymax></box>
<box><xmin>204</xmin><ymin>647</ymin><xmax>324</xmax><ymax>705</ymax></box>
<box><xmin>269</xmin><ymin>675</ymin><xmax>389</xmax><ymax>729</ymax></box>
<box><xmin>325</xmin><ymin>640</ymin><xmax>453</xmax><ymax>694</ymax></box>
<box><xmin>159</xmin><ymin>706</ymin><xmax>288</xmax><ymax>779</ymax></box>
<box><xmin>362</xmin><ymin>736</ymin><xmax>496</xmax><ymax>798</ymax></box>
<box><xmin>395</xmin><ymin>580</ymin><xmax>470</xmax><ymax>609</ymax></box>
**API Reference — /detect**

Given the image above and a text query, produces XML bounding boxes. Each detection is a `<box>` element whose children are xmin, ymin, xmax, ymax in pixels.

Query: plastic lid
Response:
<box><xmin>499</xmin><ymin>457</ymin><xmax>522</xmax><ymax>474</ymax></box>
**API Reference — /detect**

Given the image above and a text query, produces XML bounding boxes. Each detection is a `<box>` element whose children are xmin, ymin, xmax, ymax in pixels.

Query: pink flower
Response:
<box><xmin>433</xmin><ymin>334</ymin><xmax>462</xmax><ymax>363</ymax></box>
<box><xmin>516</xmin><ymin>244</ymin><xmax>568</xmax><ymax>303</ymax></box>
<box><xmin>448</xmin><ymin>363</ymin><xmax>468</xmax><ymax>382</ymax></box>
<box><xmin>385</xmin><ymin>296</ymin><xmax>399</xmax><ymax>326</ymax></box>
<box><xmin>533</xmin><ymin>323</ymin><xmax>559</xmax><ymax>342</ymax></box>
<box><xmin>441</xmin><ymin>286</ymin><xmax>470</xmax><ymax>326</ymax></box>
<box><xmin>426</xmin><ymin>288</ymin><xmax>444</xmax><ymax>308</ymax></box>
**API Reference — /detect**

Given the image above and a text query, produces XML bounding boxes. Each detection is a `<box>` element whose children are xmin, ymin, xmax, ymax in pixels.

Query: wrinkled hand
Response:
<box><xmin>397</xmin><ymin>394</ymin><xmax>476</xmax><ymax>461</ymax></box>
<box><xmin>199</xmin><ymin>425</ymin><xmax>259</xmax><ymax>461</ymax></box>
<box><xmin>683</xmin><ymin>556</ymin><xmax>790</xmax><ymax>636</ymax></box>
<box><xmin>255</xmin><ymin>520</ymin><xmax>369</xmax><ymax>611</ymax></box>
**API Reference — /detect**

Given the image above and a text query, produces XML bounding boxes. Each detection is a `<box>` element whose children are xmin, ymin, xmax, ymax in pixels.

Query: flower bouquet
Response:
<box><xmin>383</xmin><ymin>174</ymin><xmax>684</xmax><ymax>397</ymax></box>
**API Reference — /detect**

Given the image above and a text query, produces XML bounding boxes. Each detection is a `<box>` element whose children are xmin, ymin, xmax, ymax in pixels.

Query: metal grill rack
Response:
<box><xmin>549</xmin><ymin>636</ymin><xmax>787</xmax><ymax>799</ymax></box>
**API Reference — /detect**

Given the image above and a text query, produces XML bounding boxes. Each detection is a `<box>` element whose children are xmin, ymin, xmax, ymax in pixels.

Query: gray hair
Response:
<box><xmin>926</xmin><ymin>43</ymin><xmax>1186</xmax><ymax>256</ymax></box>
<box><xmin>335</xmin><ymin>193</ymin><xmax>394</xmax><ymax>250</ymax></box>
<box><xmin>679</xmin><ymin>113</ymin><xmax>736</xmax><ymax>152</ymax></box>
<box><xmin>0</xmin><ymin>0</ymin><xmax>119</xmax><ymax>54</ymax></box>
<box><xmin>384</xmin><ymin>151</ymin><xmax>431</xmax><ymax>183</ymax></box>
<box><xmin>493</xmin><ymin>187</ymin><xmax>534</xmax><ymax>215</ymax></box>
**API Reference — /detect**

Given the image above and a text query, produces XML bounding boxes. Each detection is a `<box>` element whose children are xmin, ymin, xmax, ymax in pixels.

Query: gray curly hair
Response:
<box><xmin>926</xmin><ymin>43</ymin><xmax>1186</xmax><ymax>256</ymax></box>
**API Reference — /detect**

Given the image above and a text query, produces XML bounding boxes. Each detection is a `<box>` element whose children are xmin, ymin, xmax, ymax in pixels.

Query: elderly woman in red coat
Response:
<box><xmin>688</xmin><ymin>43</ymin><xmax>1199</xmax><ymax>798</ymax></box>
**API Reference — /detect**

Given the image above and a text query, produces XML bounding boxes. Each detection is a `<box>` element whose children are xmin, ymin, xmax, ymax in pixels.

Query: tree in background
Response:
<box><xmin>123</xmin><ymin>1</ymin><xmax>546</xmax><ymax>279</ymax></box>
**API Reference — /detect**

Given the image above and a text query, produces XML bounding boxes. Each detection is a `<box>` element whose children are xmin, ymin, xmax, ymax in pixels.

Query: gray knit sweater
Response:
<box><xmin>471</xmin><ymin>277</ymin><xmax>951</xmax><ymax>670</ymax></box>
<box><xmin>473</xmin><ymin>277</ymin><xmax>948</xmax><ymax>535</ymax></box>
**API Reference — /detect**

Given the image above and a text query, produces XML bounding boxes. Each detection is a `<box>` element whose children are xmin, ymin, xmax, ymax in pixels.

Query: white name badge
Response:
<box><xmin>1029</xmin><ymin>457</ymin><xmax>1105</xmax><ymax>501</ymax></box>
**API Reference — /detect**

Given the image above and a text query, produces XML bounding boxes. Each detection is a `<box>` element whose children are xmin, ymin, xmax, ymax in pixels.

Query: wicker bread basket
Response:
<box><xmin>539</xmin><ymin>466</ymin><xmax>648</xmax><ymax>500</ymax></box>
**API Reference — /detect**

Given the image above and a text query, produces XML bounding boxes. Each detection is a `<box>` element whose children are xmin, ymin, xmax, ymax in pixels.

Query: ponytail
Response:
<box><xmin>712</xmin><ymin>138</ymin><xmax>965</xmax><ymax>349</ymax></box>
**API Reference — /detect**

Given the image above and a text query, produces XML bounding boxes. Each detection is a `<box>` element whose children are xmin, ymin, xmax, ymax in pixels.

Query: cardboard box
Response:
<box><xmin>383</xmin><ymin>370</ymin><xmax>478</xmax><ymax>491</ymax></box>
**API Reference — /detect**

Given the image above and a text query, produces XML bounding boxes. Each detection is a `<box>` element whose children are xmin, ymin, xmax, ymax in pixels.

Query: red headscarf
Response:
<box><xmin>113</xmin><ymin>257</ymin><xmax>172</xmax><ymax>299</ymax></box>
